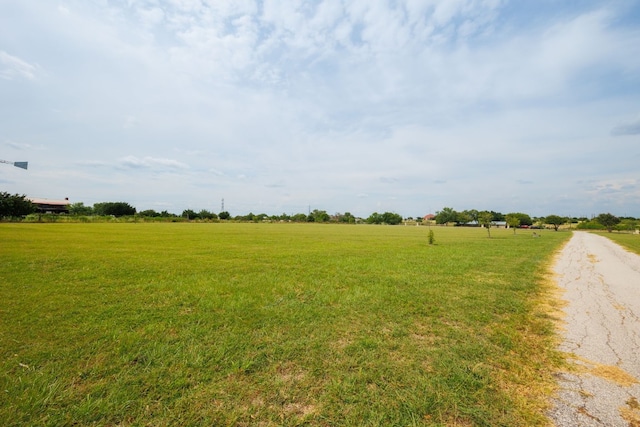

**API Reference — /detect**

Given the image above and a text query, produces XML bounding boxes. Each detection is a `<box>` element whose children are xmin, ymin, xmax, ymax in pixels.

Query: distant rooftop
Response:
<box><xmin>28</xmin><ymin>197</ymin><xmax>71</xmax><ymax>206</ymax></box>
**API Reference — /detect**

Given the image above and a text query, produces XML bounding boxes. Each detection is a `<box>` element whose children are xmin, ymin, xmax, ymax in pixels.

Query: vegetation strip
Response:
<box><xmin>1</xmin><ymin>224</ymin><xmax>570</xmax><ymax>426</ymax></box>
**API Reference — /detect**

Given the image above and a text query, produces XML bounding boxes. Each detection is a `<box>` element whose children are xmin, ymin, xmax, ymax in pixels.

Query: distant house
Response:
<box><xmin>28</xmin><ymin>197</ymin><xmax>71</xmax><ymax>214</ymax></box>
<box><xmin>423</xmin><ymin>214</ymin><xmax>436</xmax><ymax>222</ymax></box>
<box><xmin>461</xmin><ymin>220</ymin><xmax>508</xmax><ymax>228</ymax></box>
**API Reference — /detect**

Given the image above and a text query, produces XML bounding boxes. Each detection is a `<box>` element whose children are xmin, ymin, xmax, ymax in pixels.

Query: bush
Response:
<box><xmin>576</xmin><ymin>221</ymin><xmax>603</xmax><ymax>230</ymax></box>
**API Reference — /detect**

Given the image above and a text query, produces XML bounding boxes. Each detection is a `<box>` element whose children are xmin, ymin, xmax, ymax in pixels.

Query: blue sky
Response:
<box><xmin>1</xmin><ymin>0</ymin><xmax>639</xmax><ymax>218</ymax></box>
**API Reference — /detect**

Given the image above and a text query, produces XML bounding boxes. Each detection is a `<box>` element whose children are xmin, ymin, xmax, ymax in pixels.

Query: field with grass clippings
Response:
<box><xmin>0</xmin><ymin>223</ymin><xmax>570</xmax><ymax>426</ymax></box>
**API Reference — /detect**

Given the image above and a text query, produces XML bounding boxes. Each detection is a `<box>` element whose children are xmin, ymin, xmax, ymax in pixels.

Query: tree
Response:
<box><xmin>182</xmin><ymin>209</ymin><xmax>198</xmax><ymax>219</ymax></box>
<box><xmin>0</xmin><ymin>192</ymin><xmax>34</xmax><ymax>218</ymax></box>
<box><xmin>198</xmin><ymin>209</ymin><xmax>217</xmax><ymax>220</ymax></box>
<box><xmin>291</xmin><ymin>213</ymin><xmax>307</xmax><ymax>222</ymax></box>
<box><xmin>366</xmin><ymin>212</ymin><xmax>382</xmax><ymax>224</ymax></box>
<box><xmin>456</xmin><ymin>211</ymin><xmax>472</xmax><ymax>226</ymax></box>
<box><xmin>139</xmin><ymin>209</ymin><xmax>160</xmax><ymax>217</ymax></box>
<box><xmin>490</xmin><ymin>211</ymin><xmax>505</xmax><ymax>221</ymax></box>
<box><xmin>308</xmin><ymin>209</ymin><xmax>330</xmax><ymax>223</ymax></box>
<box><xmin>218</xmin><ymin>211</ymin><xmax>231</xmax><ymax>220</ymax></box>
<box><xmin>544</xmin><ymin>215</ymin><xmax>566</xmax><ymax>231</ymax></box>
<box><xmin>616</xmin><ymin>218</ymin><xmax>638</xmax><ymax>232</ymax></box>
<box><xmin>505</xmin><ymin>214</ymin><xmax>521</xmax><ymax>234</ymax></box>
<box><xmin>596</xmin><ymin>213</ymin><xmax>620</xmax><ymax>233</ymax></box>
<box><xmin>336</xmin><ymin>212</ymin><xmax>356</xmax><ymax>223</ymax></box>
<box><xmin>435</xmin><ymin>207</ymin><xmax>458</xmax><ymax>225</ymax></box>
<box><xmin>478</xmin><ymin>211</ymin><xmax>493</xmax><ymax>237</ymax></box>
<box><xmin>507</xmin><ymin>212</ymin><xmax>533</xmax><ymax>226</ymax></box>
<box><xmin>69</xmin><ymin>202</ymin><xmax>93</xmax><ymax>216</ymax></box>
<box><xmin>464</xmin><ymin>209</ymin><xmax>479</xmax><ymax>224</ymax></box>
<box><xmin>366</xmin><ymin>212</ymin><xmax>402</xmax><ymax>225</ymax></box>
<box><xmin>273</xmin><ymin>213</ymin><xmax>291</xmax><ymax>222</ymax></box>
<box><xmin>93</xmin><ymin>202</ymin><xmax>136</xmax><ymax>217</ymax></box>
<box><xmin>344</xmin><ymin>212</ymin><xmax>356</xmax><ymax>224</ymax></box>
<box><xmin>381</xmin><ymin>212</ymin><xmax>403</xmax><ymax>225</ymax></box>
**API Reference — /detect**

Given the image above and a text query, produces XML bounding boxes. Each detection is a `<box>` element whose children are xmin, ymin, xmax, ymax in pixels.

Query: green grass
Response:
<box><xmin>595</xmin><ymin>231</ymin><xmax>640</xmax><ymax>255</ymax></box>
<box><xmin>0</xmin><ymin>223</ymin><xmax>570</xmax><ymax>426</ymax></box>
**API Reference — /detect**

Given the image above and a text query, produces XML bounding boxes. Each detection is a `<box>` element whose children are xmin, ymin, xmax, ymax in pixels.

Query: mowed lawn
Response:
<box><xmin>596</xmin><ymin>231</ymin><xmax>640</xmax><ymax>255</ymax></box>
<box><xmin>0</xmin><ymin>223</ymin><xmax>570</xmax><ymax>426</ymax></box>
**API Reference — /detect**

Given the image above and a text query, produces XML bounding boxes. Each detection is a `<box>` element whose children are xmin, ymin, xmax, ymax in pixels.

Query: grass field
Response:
<box><xmin>0</xmin><ymin>223</ymin><xmax>570</xmax><ymax>426</ymax></box>
<box><xmin>596</xmin><ymin>231</ymin><xmax>640</xmax><ymax>255</ymax></box>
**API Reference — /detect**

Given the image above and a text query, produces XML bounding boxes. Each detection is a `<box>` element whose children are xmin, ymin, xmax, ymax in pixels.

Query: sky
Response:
<box><xmin>1</xmin><ymin>0</ymin><xmax>639</xmax><ymax>218</ymax></box>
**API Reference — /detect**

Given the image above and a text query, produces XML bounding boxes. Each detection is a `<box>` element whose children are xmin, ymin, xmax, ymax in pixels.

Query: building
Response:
<box><xmin>28</xmin><ymin>197</ymin><xmax>71</xmax><ymax>214</ymax></box>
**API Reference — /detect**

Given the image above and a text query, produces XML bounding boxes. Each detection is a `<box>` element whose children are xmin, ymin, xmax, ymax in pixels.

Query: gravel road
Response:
<box><xmin>549</xmin><ymin>231</ymin><xmax>640</xmax><ymax>427</ymax></box>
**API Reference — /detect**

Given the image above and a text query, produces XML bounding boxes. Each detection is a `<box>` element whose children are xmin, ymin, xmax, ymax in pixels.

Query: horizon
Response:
<box><xmin>2</xmin><ymin>1</ymin><xmax>639</xmax><ymax>218</ymax></box>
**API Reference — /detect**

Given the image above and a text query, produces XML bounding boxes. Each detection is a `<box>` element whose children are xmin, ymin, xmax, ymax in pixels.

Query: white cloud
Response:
<box><xmin>137</xmin><ymin>6</ymin><xmax>165</xmax><ymax>28</ymax></box>
<box><xmin>119</xmin><ymin>156</ymin><xmax>189</xmax><ymax>170</ymax></box>
<box><xmin>0</xmin><ymin>51</ymin><xmax>38</xmax><ymax>80</ymax></box>
<box><xmin>1</xmin><ymin>1</ymin><xmax>639</xmax><ymax>217</ymax></box>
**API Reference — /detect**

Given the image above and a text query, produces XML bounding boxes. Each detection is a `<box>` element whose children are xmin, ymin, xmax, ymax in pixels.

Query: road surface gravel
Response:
<box><xmin>549</xmin><ymin>231</ymin><xmax>640</xmax><ymax>427</ymax></box>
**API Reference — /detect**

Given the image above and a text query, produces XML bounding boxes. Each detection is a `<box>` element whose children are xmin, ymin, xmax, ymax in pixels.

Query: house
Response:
<box><xmin>423</xmin><ymin>214</ymin><xmax>436</xmax><ymax>222</ymax></box>
<box><xmin>28</xmin><ymin>197</ymin><xmax>71</xmax><ymax>214</ymax></box>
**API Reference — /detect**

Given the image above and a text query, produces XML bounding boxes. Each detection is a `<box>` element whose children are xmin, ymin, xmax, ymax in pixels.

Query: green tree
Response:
<box><xmin>381</xmin><ymin>212</ymin><xmax>403</xmax><ymax>225</ymax></box>
<box><xmin>182</xmin><ymin>209</ymin><xmax>198</xmax><ymax>219</ymax></box>
<box><xmin>478</xmin><ymin>211</ymin><xmax>493</xmax><ymax>237</ymax></box>
<box><xmin>505</xmin><ymin>214</ymin><xmax>521</xmax><ymax>235</ymax></box>
<box><xmin>366</xmin><ymin>212</ymin><xmax>382</xmax><ymax>224</ymax></box>
<box><xmin>0</xmin><ymin>192</ymin><xmax>35</xmax><ymax>218</ymax></box>
<box><xmin>435</xmin><ymin>207</ymin><xmax>458</xmax><ymax>225</ymax></box>
<box><xmin>273</xmin><ymin>213</ymin><xmax>291</xmax><ymax>222</ymax></box>
<box><xmin>366</xmin><ymin>212</ymin><xmax>402</xmax><ymax>225</ymax></box>
<box><xmin>464</xmin><ymin>209</ymin><xmax>479</xmax><ymax>224</ymax></box>
<box><xmin>616</xmin><ymin>218</ymin><xmax>638</xmax><ymax>232</ymax></box>
<box><xmin>69</xmin><ymin>202</ymin><xmax>93</xmax><ymax>216</ymax></box>
<box><xmin>139</xmin><ymin>209</ymin><xmax>160</xmax><ymax>217</ymax></box>
<box><xmin>507</xmin><ymin>212</ymin><xmax>533</xmax><ymax>226</ymax></box>
<box><xmin>291</xmin><ymin>213</ymin><xmax>307</xmax><ymax>222</ymax></box>
<box><xmin>93</xmin><ymin>202</ymin><xmax>136</xmax><ymax>217</ymax></box>
<box><xmin>456</xmin><ymin>211</ymin><xmax>472</xmax><ymax>226</ymax></box>
<box><xmin>218</xmin><ymin>211</ymin><xmax>231</xmax><ymax>220</ymax></box>
<box><xmin>308</xmin><ymin>209</ymin><xmax>330</xmax><ymax>223</ymax></box>
<box><xmin>337</xmin><ymin>212</ymin><xmax>356</xmax><ymax>224</ymax></box>
<box><xmin>490</xmin><ymin>211</ymin><xmax>505</xmax><ymax>221</ymax></box>
<box><xmin>596</xmin><ymin>213</ymin><xmax>620</xmax><ymax>233</ymax></box>
<box><xmin>544</xmin><ymin>215</ymin><xmax>566</xmax><ymax>231</ymax></box>
<box><xmin>198</xmin><ymin>209</ymin><xmax>217</xmax><ymax>220</ymax></box>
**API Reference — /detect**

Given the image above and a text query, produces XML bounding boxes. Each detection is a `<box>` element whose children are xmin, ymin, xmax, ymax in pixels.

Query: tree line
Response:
<box><xmin>71</xmin><ymin>203</ymin><xmax>400</xmax><ymax>224</ymax></box>
<box><xmin>433</xmin><ymin>207</ymin><xmax>636</xmax><ymax>233</ymax></box>
<box><xmin>1</xmin><ymin>193</ymin><xmax>637</xmax><ymax>232</ymax></box>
